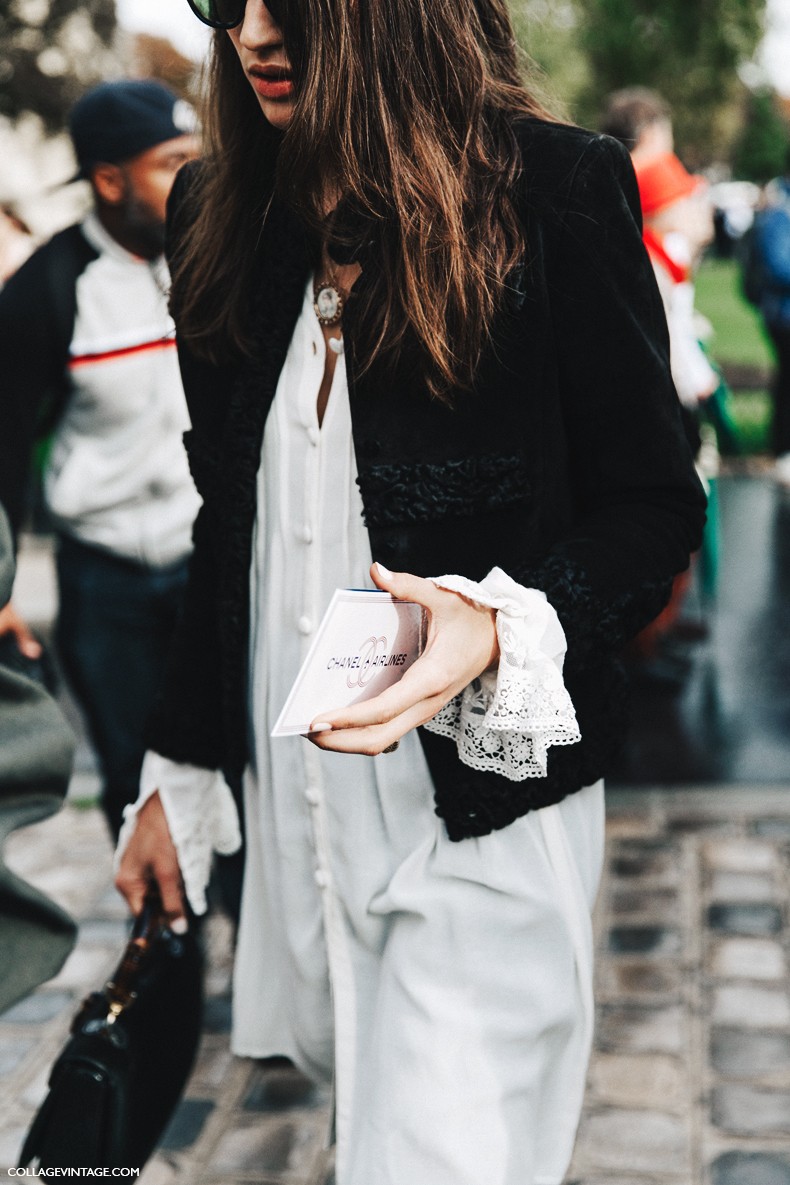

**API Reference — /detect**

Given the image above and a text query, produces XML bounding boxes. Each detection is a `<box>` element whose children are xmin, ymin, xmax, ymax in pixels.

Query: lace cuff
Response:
<box><xmin>114</xmin><ymin>751</ymin><xmax>242</xmax><ymax>916</ymax></box>
<box><xmin>423</xmin><ymin>566</ymin><xmax>581</xmax><ymax>782</ymax></box>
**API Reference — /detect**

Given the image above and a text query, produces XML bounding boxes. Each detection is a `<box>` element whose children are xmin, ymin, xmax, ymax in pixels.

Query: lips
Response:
<box><xmin>249</xmin><ymin>64</ymin><xmax>294</xmax><ymax>101</ymax></box>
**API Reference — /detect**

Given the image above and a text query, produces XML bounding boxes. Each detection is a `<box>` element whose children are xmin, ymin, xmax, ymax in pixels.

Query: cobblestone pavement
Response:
<box><xmin>1</xmin><ymin>783</ymin><xmax>789</xmax><ymax>1184</ymax></box>
<box><xmin>571</xmin><ymin>786</ymin><xmax>790</xmax><ymax>1185</ymax></box>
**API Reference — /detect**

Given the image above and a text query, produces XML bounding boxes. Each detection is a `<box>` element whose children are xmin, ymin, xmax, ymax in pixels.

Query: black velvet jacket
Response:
<box><xmin>146</xmin><ymin>118</ymin><xmax>706</xmax><ymax>840</ymax></box>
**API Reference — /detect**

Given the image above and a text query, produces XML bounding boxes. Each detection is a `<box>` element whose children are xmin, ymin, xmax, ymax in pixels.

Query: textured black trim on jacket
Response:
<box><xmin>146</xmin><ymin>118</ymin><xmax>707</xmax><ymax>840</ymax></box>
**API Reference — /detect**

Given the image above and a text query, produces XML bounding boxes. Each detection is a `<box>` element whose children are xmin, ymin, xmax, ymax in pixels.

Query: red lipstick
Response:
<box><xmin>249</xmin><ymin>65</ymin><xmax>294</xmax><ymax>101</ymax></box>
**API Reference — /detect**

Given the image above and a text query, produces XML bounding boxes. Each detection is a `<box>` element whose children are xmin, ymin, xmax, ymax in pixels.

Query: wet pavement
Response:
<box><xmin>614</xmin><ymin>473</ymin><xmax>790</xmax><ymax>786</ymax></box>
<box><xmin>1</xmin><ymin>472</ymin><xmax>789</xmax><ymax>1184</ymax></box>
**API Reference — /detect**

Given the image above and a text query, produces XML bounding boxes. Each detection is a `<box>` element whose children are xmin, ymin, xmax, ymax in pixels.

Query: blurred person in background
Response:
<box><xmin>634</xmin><ymin>151</ymin><xmax>718</xmax><ymax>409</ymax></box>
<box><xmin>0</xmin><ymin>80</ymin><xmax>201</xmax><ymax>839</ymax></box>
<box><xmin>603</xmin><ymin>84</ymin><xmax>723</xmax><ymax>662</ymax></box>
<box><xmin>744</xmin><ymin>148</ymin><xmax>790</xmax><ymax>488</ymax></box>
<box><xmin>602</xmin><ymin>89</ymin><xmax>717</xmax><ymax>407</ymax></box>
<box><xmin>600</xmin><ymin>87</ymin><xmax>674</xmax><ymax>169</ymax></box>
<box><xmin>632</xmin><ymin>151</ymin><xmax>722</xmax><ymax>663</ymax></box>
<box><xmin>602</xmin><ymin>91</ymin><xmax>733</xmax><ymax>438</ymax></box>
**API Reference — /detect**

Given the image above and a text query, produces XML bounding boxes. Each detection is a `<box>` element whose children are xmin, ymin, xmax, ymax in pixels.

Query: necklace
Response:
<box><xmin>313</xmin><ymin>269</ymin><xmax>347</xmax><ymax>327</ymax></box>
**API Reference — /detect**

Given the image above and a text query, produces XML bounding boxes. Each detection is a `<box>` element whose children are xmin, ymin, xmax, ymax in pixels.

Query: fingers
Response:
<box><xmin>370</xmin><ymin>562</ymin><xmax>443</xmax><ymax>611</ymax></box>
<box><xmin>114</xmin><ymin>792</ymin><xmax>187</xmax><ymax>925</ymax></box>
<box><xmin>309</xmin><ymin>697</ymin><xmax>431</xmax><ymax>755</ymax></box>
<box><xmin>305</xmin><ymin>563</ymin><xmax>496</xmax><ymax>757</ymax></box>
<box><xmin>0</xmin><ymin>604</ymin><xmax>43</xmax><ymax>659</ymax></box>
<box><xmin>156</xmin><ymin>867</ymin><xmax>188</xmax><ymax>927</ymax></box>
<box><xmin>310</xmin><ymin>655</ymin><xmax>448</xmax><ymax>733</ymax></box>
<box><xmin>14</xmin><ymin>625</ymin><xmax>43</xmax><ymax>660</ymax></box>
<box><xmin>305</xmin><ymin>562</ymin><xmax>448</xmax><ymax>735</ymax></box>
<box><xmin>115</xmin><ymin>866</ymin><xmax>151</xmax><ymax>917</ymax></box>
<box><xmin>117</xmin><ymin>859</ymin><xmax>187</xmax><ymax>924</ymax></box>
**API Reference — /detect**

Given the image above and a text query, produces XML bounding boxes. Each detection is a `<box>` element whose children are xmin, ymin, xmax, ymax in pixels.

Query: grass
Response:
<box><xmin>69</xmin><ymin>795</ymin><xmax>101</xmax><ymax>812</ymax></box>
<box><xmin>694</xmin><ymin>257</ymin><xmax>775</xmax><ymax>453</ymax></box>
<box><xmin>695</xmin><ymin>257</ymin><xmax>774</xmax><ymax>371</ymax></box>
<box><xmin>728</xmin><ymin>390</ymin><xmax>772</xmax><ymax>454</ymax></box>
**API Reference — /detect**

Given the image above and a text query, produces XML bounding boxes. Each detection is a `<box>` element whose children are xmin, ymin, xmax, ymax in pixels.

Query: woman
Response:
<box><xmin>116</xmin><ymin>1</ymin><xmax>706</xmax><ymax>1181</ymax></box>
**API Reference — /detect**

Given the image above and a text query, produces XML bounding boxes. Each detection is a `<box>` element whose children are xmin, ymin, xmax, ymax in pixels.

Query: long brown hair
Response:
<box><xmin>173</xmin><ymin>0</ymin><xmax>554</xmax><ymax>399</ymax></box>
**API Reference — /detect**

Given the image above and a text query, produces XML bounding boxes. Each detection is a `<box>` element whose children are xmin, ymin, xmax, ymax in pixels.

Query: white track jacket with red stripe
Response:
<box><xmin>41</xmin><ymin>212</ymin><xmax>199</xmax><ymax>566</ymax></box>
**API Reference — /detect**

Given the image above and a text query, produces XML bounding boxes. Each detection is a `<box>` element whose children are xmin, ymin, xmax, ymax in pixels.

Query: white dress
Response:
<box><xmin>120</xmin><ymin>279</ymin><xmax>605</xmax><ymax>1185</ymax></box>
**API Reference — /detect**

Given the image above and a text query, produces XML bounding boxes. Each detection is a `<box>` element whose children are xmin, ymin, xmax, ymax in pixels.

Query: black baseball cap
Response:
<box><xmin>69</xmin><ymin>80</ymin><xmax>197</xmax><ymax>180</ymax></box>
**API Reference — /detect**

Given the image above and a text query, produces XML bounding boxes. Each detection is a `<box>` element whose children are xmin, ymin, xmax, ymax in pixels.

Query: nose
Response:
<box><xmin>237</xmin><ymin>0</ymin><xmax>281</xmax><ymax>49</ymax></box>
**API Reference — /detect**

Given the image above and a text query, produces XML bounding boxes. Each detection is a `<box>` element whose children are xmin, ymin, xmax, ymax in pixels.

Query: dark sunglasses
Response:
<box><xmin>185</xmin><ymin>0</ymin><xmax>283</xmax><ymax>30</ymax></box>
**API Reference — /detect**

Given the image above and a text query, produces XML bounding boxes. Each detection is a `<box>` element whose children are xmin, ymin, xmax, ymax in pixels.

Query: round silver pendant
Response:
<box><xmin>314</xmin><ymin>283</ymin><xmax>344</xmax><ymax>326</ymax></box>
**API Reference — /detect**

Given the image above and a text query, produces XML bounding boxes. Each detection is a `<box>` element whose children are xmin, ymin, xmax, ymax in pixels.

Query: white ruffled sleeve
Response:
<box><xmin>423</xmin><ymin>566</ymin><xmax>581</xmax><ymax>782</ymax></box>
<box><xmin>114</xmin><ymin>751</ymin><xmax>242</xmax><ymax>916</ymax></box>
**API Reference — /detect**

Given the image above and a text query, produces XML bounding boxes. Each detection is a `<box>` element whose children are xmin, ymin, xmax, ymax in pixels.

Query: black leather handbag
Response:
<box><xmin>19</xmin><ymin>890</ymin><xmax>203</xmax><ymax>1171</ymax></box>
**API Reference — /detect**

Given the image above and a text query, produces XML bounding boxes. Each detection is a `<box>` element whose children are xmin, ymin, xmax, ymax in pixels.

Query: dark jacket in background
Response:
<box><xmin>147</xmin><ymin>118</ymin><xmax>707</xmax><ymax>840</ymax></box>
<box><xmin>0</xmin><ymin>226</ymin><xmax>97</xmax><ymax>538</ymax></box>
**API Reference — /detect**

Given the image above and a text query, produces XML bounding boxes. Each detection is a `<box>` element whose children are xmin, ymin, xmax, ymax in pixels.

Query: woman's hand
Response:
<box><xmin>306</xmin><ymin>562</ymin><xmax>499</xmax><ymax>755</ymax></box>
<box><xmin>115</xmin><ymin>791</ymin><xmax>188</xmax><ymax>929</ymax></box>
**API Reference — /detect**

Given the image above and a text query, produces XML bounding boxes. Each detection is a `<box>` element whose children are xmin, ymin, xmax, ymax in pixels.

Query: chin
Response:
<box><xmin>257</xmin><ymin>96</ymin><xmax>295</xmax><ymax>131</ymax></box>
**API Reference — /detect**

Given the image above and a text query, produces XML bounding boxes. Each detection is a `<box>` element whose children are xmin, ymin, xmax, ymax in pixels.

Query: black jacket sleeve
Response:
<box><xmin>0</xmin><ymin>226</ymin><xmax>97</xmax><ymax>539</ymax></box>
<box><xmin>513</xmin><ymin>134</ymin><xmax>707</xmax><ymax>662</ymax></box>
<box><xmin>0</xmin><ymin>248</ymin><xmax>68</xmax><ymax>536</ymax></box>
<box><xmin>144</xmin><ymin>493</ymin><xmax>226</xmax><ymax>768</ymax></box>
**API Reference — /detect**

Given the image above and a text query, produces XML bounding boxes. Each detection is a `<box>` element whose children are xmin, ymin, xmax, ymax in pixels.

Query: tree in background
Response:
<box><xmin>576</xmin><ymin>0</ymin><xmax>765</xmax><ymax>164</ymax></box>
<box><xmin>0</xmin><ymin>0</ymin><xmax>118</xmax><ymax>134</ymax></box>
<box><xmin>511</xmin><ymin>0</ymin><xmax>589</xmax><ymax>119</ymax></box>
<box><xmin>127</xmin><ymin>34</ymin><xmax>197</xmax><ymax>100</ymax></box>
<box><xmin>732</xmin><ymin>88</ymin><xmax>790</xmax><ymax>183</ymax></box>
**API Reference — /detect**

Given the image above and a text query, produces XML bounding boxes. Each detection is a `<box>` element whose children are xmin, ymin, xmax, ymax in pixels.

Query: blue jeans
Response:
<box><xmin>55</xmin><ymin>536</ymin><xmax>189</xmax><ymax>839</ymax></box>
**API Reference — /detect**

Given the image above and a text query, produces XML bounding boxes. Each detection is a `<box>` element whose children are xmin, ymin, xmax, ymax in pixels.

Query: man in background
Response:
<box><xmin>0</xmin><ymin>80</ymin><xmax>201</xmax><ymax>838</ymax></box>
<box><xmin>746</xmin><ymin>151</ymin><xmax>790</xmax><ymax>488</ymax></box>
<box><xmin>602</xmin><ymin>88</ymin><xmax>719</xmax><ymax>662</ymax></box>
<box><xmin>600</xmin><ymin>87</ymin><xmax>674</xmax><ymax>168</ymax></box>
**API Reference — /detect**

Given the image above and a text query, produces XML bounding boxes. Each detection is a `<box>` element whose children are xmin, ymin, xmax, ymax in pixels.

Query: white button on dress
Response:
<box><xmin>230</xmin><ymin>278</ymin><xmax>604</xmax><ymax>1185</ymax></box>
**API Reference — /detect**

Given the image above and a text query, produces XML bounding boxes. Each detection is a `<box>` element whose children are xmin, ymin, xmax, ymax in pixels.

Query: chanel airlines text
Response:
<box><xmin>326</xmin><ymin>635</ymin><xmax>409</xmax><ymax>689</ymax></box>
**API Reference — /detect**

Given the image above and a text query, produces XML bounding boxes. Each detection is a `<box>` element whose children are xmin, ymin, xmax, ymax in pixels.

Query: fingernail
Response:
<box><xmin>376</xmin><ymin>562</ymin><xmax>393</xmax><ymax>578</ymax></box>
<box><xmin>170</xmin><ymin>917</ymin><xmax>188</xmax><ymax>934</ymax></box>
<box><xmin>310</xmin><ymin>722</ymin><xmax>333</xmax><ymax>733</ymax></box>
